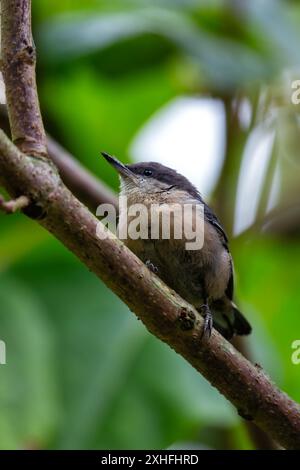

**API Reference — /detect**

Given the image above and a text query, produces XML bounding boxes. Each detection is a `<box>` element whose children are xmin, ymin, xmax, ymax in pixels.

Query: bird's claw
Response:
<box><xmin>200</xmin><ymin>304</ymin><xmax>213</xmax><ymax>340</ymax></box>
<box><xmin>145</xmin><ymin>260</ymin><xmax>158</xmax><ymax>274</ymax></box>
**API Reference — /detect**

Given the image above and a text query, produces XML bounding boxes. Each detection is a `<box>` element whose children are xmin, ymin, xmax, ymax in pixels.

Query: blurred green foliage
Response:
<box><xmin>0</xmin><ymin>0</ymin><xmax>300</xmax><ymax>450</ymax></box>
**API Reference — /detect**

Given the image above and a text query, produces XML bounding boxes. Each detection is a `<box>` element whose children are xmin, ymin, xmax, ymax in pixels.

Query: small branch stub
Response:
<box><xmin>0</xmin><ymin>194</ymin><xmax>29</xmax><ymax>213</ymax></box>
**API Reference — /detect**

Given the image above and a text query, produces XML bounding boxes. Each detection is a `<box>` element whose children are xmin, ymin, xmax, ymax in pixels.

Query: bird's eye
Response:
<box><xmin>143</xmin><ymin>169</ymin><xmax>153</xmax><ymax>177</ymax></box>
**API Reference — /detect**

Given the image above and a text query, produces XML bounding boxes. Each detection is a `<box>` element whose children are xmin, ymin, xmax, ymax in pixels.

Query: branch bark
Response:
<box><xmin>0</xmin><ymin>129</ymin><xmax>300</xmax><ymax>449</ymax></box>
<box><xmin>1</xmin><ymin>0</ymin><xmax>47</xmax><ymax>156</ymax></box>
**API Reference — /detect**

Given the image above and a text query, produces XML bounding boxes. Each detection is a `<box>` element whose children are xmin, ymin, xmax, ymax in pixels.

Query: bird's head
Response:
<box><xmin>101</xmin><ymin>152</ymin><xmax>200</xmax><ymax>201</ymax></box>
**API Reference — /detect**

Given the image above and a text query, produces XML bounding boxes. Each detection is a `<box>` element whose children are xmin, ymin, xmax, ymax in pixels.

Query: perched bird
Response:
<box><xmin>102</xmin><ymin>152</ymin><xmax>252</xmax><ymax>340</ymax></box>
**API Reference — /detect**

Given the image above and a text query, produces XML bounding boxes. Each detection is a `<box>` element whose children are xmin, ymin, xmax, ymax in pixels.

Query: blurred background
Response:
<box><xmin>0</xmin><ymin>0</ymin><xmax>300</xmax><ymax>450</ymax></box>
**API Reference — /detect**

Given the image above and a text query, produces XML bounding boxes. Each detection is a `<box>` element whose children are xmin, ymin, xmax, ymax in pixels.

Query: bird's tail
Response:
<box><xmin>210</xmin><ymin>300</ymin><xmax>252</xmax><ymax>340</ymax></box>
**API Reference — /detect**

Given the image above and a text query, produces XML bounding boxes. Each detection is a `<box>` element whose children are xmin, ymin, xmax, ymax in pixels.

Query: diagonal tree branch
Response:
<box><xmin>0</xmin><ymin>129</ymin><xmax>300</xmax><ymax>450</ymax></box>
<box><xmin>1</xmin><ymin>0</ymin><xmax>300</xmax><ymax>451</ymax></box>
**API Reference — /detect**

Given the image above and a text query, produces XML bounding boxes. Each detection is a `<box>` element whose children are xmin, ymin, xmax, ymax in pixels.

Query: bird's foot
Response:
<box><xmin>200</xmin><ymin>304</ymin><xmax>213</xmax><ymax>340</ymax></box>
<box><xmin>145</xmin><ymin>260</ymin><xmax>158</xmax><ymax>274</ymax></box>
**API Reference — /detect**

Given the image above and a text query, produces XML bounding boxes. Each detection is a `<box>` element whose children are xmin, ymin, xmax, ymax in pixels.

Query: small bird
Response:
<box><xmin>102</xmin><ymin>152</ymin><xmax>252</xmax><ymax>340</ymax></box>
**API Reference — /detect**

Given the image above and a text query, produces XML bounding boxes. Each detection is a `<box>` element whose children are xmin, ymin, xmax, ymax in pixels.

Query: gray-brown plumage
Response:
<box><xmin>102</xmin><ymin>152</ymin><xmax>251</xmax><ymax>340</ymax></box>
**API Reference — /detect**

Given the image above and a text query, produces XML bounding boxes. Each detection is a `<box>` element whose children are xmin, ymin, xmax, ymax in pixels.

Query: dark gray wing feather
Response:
<box><xmin>202</xmin><ymin>203</ymin><xmax>251</xmax><ymax>337</ymax></box>
<box><xmin>204</xmin><ymin>204</ymin><xmax>228</xmax><ymax>248</ymax></box>
<box><xmin>203</xmin><ymin>203</ymin><xmax>233</xmax><ymax>299</ymax></box>
<box><xmin>225</xmin><ymin>258</ymin><xmax>234</xmax><ymax>300</ymax></box>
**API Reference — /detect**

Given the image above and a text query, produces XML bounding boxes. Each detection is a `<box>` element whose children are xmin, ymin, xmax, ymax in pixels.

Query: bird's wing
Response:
<box><xmin>204</xmin><ymin>203</ymin><xmax>228</xmax><ymax>248</ymax></box>
<box><xmin>203</xmin><ymin>203</ymin><xmax>234</xmax><ymax>300</ymax></box>
<box><xmin>225</xmin><ymin>257</ymin><xmax>234</xmax><ymax>300</ymax></box>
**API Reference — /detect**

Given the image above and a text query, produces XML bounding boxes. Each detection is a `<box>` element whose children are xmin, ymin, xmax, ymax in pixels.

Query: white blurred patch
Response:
<box><xmin>0</xmin><ymin>72</ymin><xmax>6</xmax><ymax>104</ymax></box>
<box><xmin>238</xmin><ymin>98</ymin><xmax>252</xmax><ymax>131</ymax></box>
<box><xmin>234</xmin><ymin>126</ymin><xmax>275</xmax><ymax>235</ymax></box>
<box><xmin>129</xmin><ymin>97</ymin><xmax>225</xmax><ymax>198</ymax></box>
<box><xmin>266</xmin><ymin>162</ymin><xmax>280</xmax><ymax>213</ymax></box>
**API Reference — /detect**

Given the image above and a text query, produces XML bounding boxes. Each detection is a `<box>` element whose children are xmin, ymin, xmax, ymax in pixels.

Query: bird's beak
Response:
<box><xmin>101</xmin><ymin>152</ymin><xmax>138</xmax><ymax>183</ymax></box>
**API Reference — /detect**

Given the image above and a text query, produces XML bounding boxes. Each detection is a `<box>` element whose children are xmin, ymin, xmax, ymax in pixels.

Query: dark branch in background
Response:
<box><xmin>1</xmin><ymin>0</ymin><xmax>300</xmax><ymax>450</ymax></box>
<box><xmin>1</xmin><ymin>0</ymin><xmax>47</xmax><ymax>156</ymax></box>
<box><xmin>212</xmin><ymin>95</ymin><xmax>247</xmax><ymax>236</ymax></box>
<box><xmin>47</xmin><ymin>136</ymin><xmax>118</xmax><ymax>211</ymax></box>
<box><xmin>0</xmin><ymin>105</ymin><xmax>118</xmax><ymax>211</ymax></box>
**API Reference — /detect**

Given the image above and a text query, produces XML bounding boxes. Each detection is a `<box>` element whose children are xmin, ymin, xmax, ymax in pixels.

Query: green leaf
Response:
<box><xmin>38</xmin><ymin>8</ymin><xmax>271</xmax><ymax>90</ymax></box>
<box><xmin>233</xmin><ymin>237</ymin><xmax>300</xmax><ymax>403</ymax></box>
<box><xmin>0</xmin><ymin>277</ymin><xmax>58</xmax><ymax>449</ymax></box>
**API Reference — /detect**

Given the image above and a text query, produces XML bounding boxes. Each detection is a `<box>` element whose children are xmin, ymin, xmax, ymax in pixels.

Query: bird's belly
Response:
<box><xmin>124</xmin><ymin>236</ymin><xmax>230</xmax><ymax>309</ymax></box>
<box><xmin>120</xmin><ymin>199</ymin><xmax>231</xmax><ymax>308</ymax></box>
